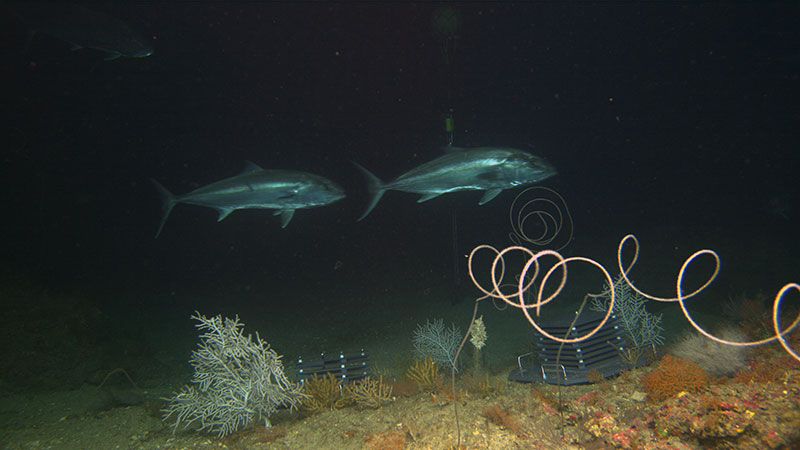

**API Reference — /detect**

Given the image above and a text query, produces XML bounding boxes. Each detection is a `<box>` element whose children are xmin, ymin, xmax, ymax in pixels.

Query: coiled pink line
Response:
<box><xmin>467</xmin><ymin>234</ymin><xmax>800</xmax><ymax>362</ymax></box>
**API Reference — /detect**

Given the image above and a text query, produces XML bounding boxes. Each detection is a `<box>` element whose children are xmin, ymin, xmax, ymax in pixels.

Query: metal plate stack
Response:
<box><xmin>296</xmin><ymin>349</ymin><xmax>369</xmax><ymax>384</ymax></box>
<box><xmin>508</xmin><ymin>310</ymin><xmax>636</xmax><ymax>385</ymax></box>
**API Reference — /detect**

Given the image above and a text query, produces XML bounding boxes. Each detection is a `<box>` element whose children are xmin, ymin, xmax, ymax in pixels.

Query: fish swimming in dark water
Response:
<box><xmin>354</xmin><ymin>146</ymin><xmax>556</xmax><ymax>220</ymax></box>
<box><xmin>13</xmin><ymin>4</ymin><xmax>153</xmax><ymax>60</ymax></box>
<box><xmin>151</xmin><ymin>162</ymin><xmax>346</xmax><ymax>237</ymax></box>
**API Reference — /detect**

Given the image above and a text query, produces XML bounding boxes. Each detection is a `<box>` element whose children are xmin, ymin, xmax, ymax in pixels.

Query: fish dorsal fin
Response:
<box><xmin>479</xmin><ymin>189</ymin><xmax>502</xmax><ymax>205</ymax></box>
<box><xmin>241</xmin><ymin>160</ymin><xmax>263</xmax><ymax>174</ymax></box>
<box><xmin>417</xmin><ymin>193</ymin><xmax>442</xmax><ymax>203</ymax></box>
<box><xmin>217</xmin><ymin>207</ymin><xmax>235</xmax><ymax>221</ymax></box>
<box><xmin>274</xmin><ymin>208</ymin><xmax>295</xmax><ymax>228</ymax></box>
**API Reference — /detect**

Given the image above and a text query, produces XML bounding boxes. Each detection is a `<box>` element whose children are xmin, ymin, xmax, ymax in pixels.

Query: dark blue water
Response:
<box><xmin>1</xmin><ymin>3</ymin><xmax>797</xmax><ymax>393</ymax></box>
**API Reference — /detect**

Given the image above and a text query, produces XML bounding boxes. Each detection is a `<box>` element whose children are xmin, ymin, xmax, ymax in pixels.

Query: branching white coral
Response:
<box><xmin>162</xmin><ymin>312</ymin><xmax>305</xmax><ymax>437</ymax></box>
<box><xmin>412</xmin><ymin>318</ymin><xmax>462</xmax><ymax>372</ymax></box>
<box><xmin>590</xmin><ymin>275</ymin><xmax>664</xmax><ymax>348</ymax></box>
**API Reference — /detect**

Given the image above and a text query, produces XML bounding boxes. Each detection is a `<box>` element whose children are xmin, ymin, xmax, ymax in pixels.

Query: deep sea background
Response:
<box><xmin>0</xmin><ymin>3</ymin><xmax>798</xmax><ymax>391</ymax></box>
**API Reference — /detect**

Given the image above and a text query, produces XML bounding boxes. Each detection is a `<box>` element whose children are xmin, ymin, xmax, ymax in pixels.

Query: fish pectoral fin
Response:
<box><xmin>241</xmin><ymin>160</ymin><xmax>264</xmax><ymax>174</ymax></box>
<box><xmin>217</xmin><ymin>208</ymin><xmax>235</xmax><ymax>222</ymax></box>
<box><xmin>103</xmin><ymin>52</ymin><xmax>121</xmax><ymax>61</ymax></box>
<box><xmin>417</xmin><ymin>193</ymin><xmax>442</xmax><ymax>203</ymax></box>
<box><xmin>479</xmin><ymin>189</ymin><xmax>502</xmax><ymax>205</ymax></box>
<box><xmin>275</xmin><ymin>209</ymin><xmax>295</xmax><ymax>228</ymax></box>
<box><xmin>69</xmin><ymin>43</ymin><xmax>83</xmax><ymax>51</ymax></box>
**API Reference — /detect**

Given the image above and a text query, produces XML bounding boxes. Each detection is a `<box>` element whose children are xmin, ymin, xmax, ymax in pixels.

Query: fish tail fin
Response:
<box><xmin>150</xmin><ymin>178</ymin><xmax>177</xmax><ymax>238</ymax></box>
<box><xmin>352</xmin><ymin>161</ymin><xmax>386</xmax><ymax>221</ymax></box>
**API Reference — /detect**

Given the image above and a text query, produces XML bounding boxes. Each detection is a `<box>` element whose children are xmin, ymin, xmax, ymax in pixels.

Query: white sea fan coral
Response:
<box><xmin>162</xmin><ymin>312</ymin><xmax>305</xmax><ymax>437</ymax></box>
<box><xmin>669</xmin><ymin>325</ymin><xmax>752</xmax><ymax>377</ymax></box>
<box><xmin>412</xmin><ymin>318</ymin><xmax>462</xmax><ymax>372</ymax></box>
<box><xmin>590</xmin><ymin>274</ymin><xmax>664</xmax><ymax>348</ymax></box>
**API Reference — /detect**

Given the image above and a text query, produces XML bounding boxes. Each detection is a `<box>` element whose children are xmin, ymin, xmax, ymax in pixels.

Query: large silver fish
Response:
<box><xmin>354</xmin><ymin>146</ymin><xmax>556</xmax><ymax>220</ymax></box>
<box><xmin>151</xmin><ymin>162</ymin><xmax>345</xmax><ymax>237</ymax></box>
<box><xmin>16</xmin><ymin>4</ymin><xmax>153</xmax><ymax>60</ymax></box>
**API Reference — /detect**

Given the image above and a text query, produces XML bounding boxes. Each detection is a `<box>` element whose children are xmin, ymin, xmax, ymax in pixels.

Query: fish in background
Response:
<box><xmin>11</xmin><ymin>3</ymin><xmax>153</xmax><ymax>60</ymax></box>
<box><xmin>354</xmin><ymin>146</ymin><xmax>557</xmax><ymax>220</ymax></box>
<box><xmin>151</xmin><ymin>162</ymin><xmax>346</xmax><ymax>237</ymax></box>
<box><xmin>766</xmin><ymin>195</ymin><xmax>791</xmax><ymax>220</ymax></box>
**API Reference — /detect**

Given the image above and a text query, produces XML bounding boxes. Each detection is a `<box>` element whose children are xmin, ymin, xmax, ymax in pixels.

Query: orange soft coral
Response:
<box><xmin>640</xmin><ymin>355</ymin><xmax>709</xmax><ymax>402</ymax></box>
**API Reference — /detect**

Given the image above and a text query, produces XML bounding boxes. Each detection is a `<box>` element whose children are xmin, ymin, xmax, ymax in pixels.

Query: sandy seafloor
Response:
<box><xmin>1</xmin><ymin>277</ymin><xmax>798</xmax><ymax>450</ymax></box>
